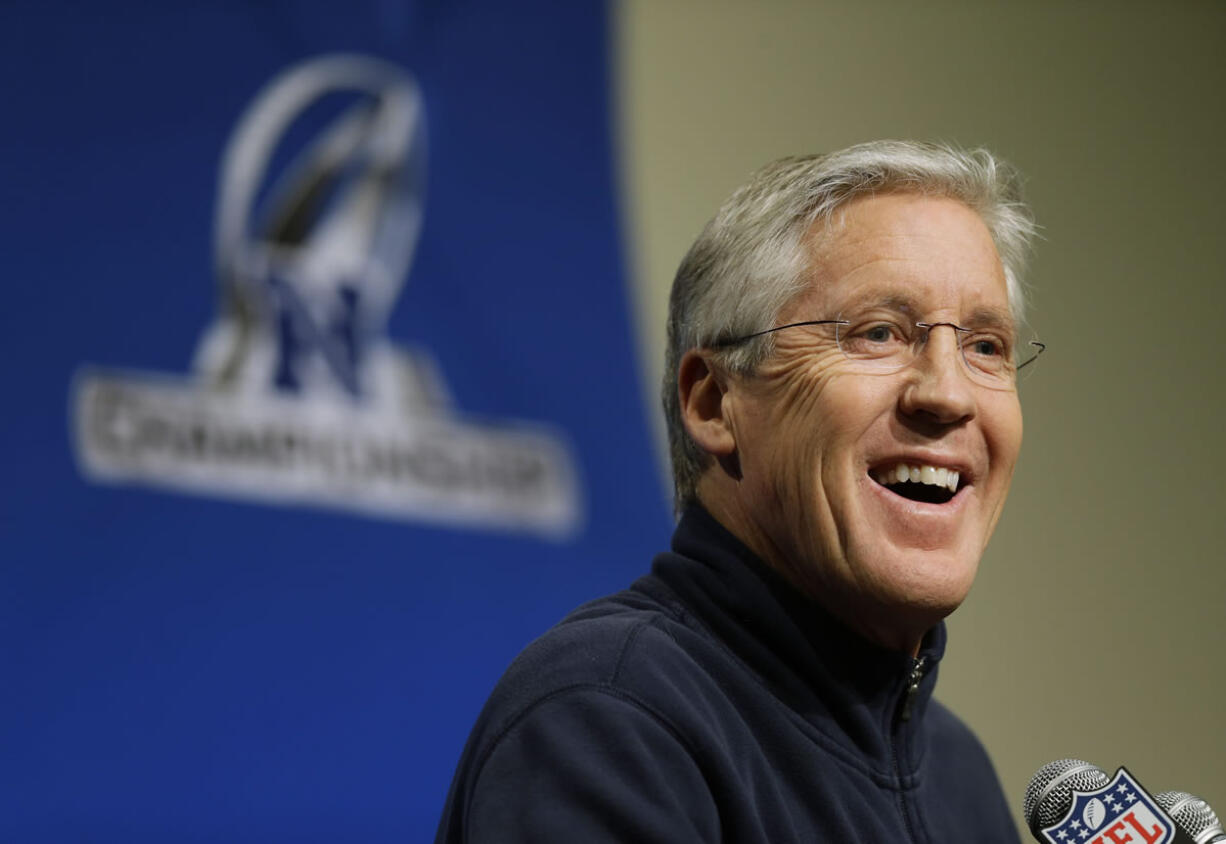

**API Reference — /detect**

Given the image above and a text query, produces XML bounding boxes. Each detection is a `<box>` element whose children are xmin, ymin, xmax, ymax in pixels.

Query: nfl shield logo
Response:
<box><xmin>1041</xmin><ymin>768</ymin><xmax>1177</xmax><ymax>844</ymax></box>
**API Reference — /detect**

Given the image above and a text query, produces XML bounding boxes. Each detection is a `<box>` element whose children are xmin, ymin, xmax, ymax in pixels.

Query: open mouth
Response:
<box><xmin>870</xmin><ymin>462</ymin><xmax>964</xmax><ymax>505</ymax></box>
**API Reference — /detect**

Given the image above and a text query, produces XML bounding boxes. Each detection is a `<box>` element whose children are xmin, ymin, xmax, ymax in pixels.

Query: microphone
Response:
<box><xmin>1155</xmin><ymin>792</ymin><xmax>1226</xmax><ymax>844</ymax></box>
<box><xmin>1023</xmin><ymin>759</ymin><xmax>1197</xmax><ymax>844</ymax></box>
<box><xmin>1023</xmin><ymin>758</ymin><xmax>1112</xmax><ymax>838</ymax></box>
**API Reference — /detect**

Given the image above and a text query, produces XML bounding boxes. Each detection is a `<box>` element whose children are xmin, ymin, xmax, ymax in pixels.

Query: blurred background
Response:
<box><xmin>3</xmin><ymin>0</ymin><xmax>1223</xmax><ymax>839</ymax></box>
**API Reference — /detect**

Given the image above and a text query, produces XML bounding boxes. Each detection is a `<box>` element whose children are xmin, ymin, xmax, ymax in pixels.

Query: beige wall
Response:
<box><xmin>615</xmin><ymin>0</ymin><xmax>1226</xmax><ymax>833</ymax></box>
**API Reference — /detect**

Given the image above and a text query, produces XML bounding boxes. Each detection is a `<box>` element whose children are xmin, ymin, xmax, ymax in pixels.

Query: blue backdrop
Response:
<box><xmin>1</xmin><ymin>1</ymin><xmax>673</xmax><ymax>839</ymax></box>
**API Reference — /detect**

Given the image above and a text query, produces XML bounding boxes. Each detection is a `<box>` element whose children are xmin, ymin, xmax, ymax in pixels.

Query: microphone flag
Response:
<box><xmin>1040</xmin><ymin>768</ymin><xmax>1190</xmax><ymax>844</ymax></box>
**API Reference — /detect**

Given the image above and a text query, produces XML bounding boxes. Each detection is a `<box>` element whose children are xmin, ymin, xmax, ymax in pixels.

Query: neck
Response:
<box><xmin>694</xmin><ymin>481</ymin><xmax>933</xmax><ymax>656</ymax></box>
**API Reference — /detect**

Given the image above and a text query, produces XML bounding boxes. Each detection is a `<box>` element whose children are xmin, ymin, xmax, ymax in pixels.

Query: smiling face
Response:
<box><xmin>689</xmin><ymin>192</ymin><xmax>1024</xmax><ymax>652</ymax></box>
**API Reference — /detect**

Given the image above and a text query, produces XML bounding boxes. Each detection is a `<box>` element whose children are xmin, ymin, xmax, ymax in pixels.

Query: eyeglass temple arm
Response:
<box><xmin>708</xmin><ymin>319</ymin><xmax>849</xmax><ymax>349</ymax></box>
<box><xmin>1017</xmin><ymin>341</ymin><xmax>1046</xmax><ymax>370</ymax></box>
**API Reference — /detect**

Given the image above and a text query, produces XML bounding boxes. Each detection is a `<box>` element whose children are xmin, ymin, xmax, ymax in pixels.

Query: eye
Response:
<box><xmin>971</xmin><ymin>338</ymin><xmax>1001</xmax><ymax>357</ymax></box>
<box><xmin>839</xmin><ymin>319</ymin><xmax>909</xmax><ymax>359</ymax></box>
<box><xmin>962</xmin><ymin>333</ymin><xmax>1013</xmax><ymax>370</ymax></box>
<box><xmin>863</xmin><ymin>324</ymin><xmax>894</xmax><ymax>344</ymax></box>
<box><xmin>850</xmin><ymin>321</ymin><xmax>908</xmax><ymax>344</ymax></box>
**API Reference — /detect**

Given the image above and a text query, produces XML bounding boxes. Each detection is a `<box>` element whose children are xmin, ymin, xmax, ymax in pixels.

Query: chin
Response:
<box><xmin>863</xmin><ymin>548</ymin><xmax>980</xmax><ymax>622</ymax></box>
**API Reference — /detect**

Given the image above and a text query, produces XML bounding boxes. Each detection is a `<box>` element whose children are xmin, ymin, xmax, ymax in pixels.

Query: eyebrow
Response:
<box><xmin>962</xmin><ymin>306</ymin><xmax>1015</xmax><ymax>332</ymax></box>
<box><xmin>839</xmin><ymin>292</ymin><xmax>1016</xmax><ymax>332</ymax></box>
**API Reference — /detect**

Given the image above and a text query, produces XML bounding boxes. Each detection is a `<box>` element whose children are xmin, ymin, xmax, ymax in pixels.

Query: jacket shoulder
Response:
<box><xmin>479</xmin><ymin>585</ymin><xmax>698</xmax><ymax>726</ymax></box>
<box><xmin>435</xmin><ymin>587</ymin><xmax>723</xmax><ymax>843</ymax></box>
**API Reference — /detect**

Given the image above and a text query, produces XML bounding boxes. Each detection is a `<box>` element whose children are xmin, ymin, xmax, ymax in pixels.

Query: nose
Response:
<box><xmin>899</xmin><ymin>324</ymin><xmax>977</xmax><ymax>426</ymax></box>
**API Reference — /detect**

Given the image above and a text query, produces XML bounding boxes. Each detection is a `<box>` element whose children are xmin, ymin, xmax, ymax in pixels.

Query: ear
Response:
<box><xmin>677</xmin><ymin>349</ymin><xmax>737</xmax><ymax>458</ymax></box>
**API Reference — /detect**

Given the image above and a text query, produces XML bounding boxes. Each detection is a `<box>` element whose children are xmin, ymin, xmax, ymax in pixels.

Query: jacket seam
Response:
<box><xmin>610</xmin><ymin>616</ymin><xmax>652</xmax><ymax>685</ymax></box>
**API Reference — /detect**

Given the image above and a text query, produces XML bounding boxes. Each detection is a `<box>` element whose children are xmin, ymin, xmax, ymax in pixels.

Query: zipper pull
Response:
<box><xmin>899</xmin><ymin>656</ymin><xmax>927</xmax><ymax>722</ymax></box>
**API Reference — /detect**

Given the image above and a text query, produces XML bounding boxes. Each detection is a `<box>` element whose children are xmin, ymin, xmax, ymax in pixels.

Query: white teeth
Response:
<box><xmin>873</xmin><ymin>463</ymin><xmax>962</xmax><ymax>494</ymax></box>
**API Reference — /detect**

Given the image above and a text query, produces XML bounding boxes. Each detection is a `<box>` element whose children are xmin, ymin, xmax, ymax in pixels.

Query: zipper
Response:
<box><xmin>898</xmin><ymin>655</ymin><xmax>927</xmax><ymax>722</ymax></box>
<box><xmin>893</xmin><ymin>655</ymin><xmax>928</xmax><ymax>843</ymax></box>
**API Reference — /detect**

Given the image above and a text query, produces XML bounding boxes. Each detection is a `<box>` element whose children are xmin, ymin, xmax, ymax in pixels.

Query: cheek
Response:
<box><xmin>739</xmin><ymin>356</ymin><xmax>893</xmax><ymax>517</ymax></box>
<box><xmin>986</xmin><ymin>396</ymin><xmax>1024</xmax><ymax>479</ymax></box>
<box><xmin>742</xmin><ymin>360</ymin><xmax>838</xmax><ymax>460</ymax></box>
<box><xmin>735</xmin><ymin>381</ymin><xmax>835</xmax><ymax>532</ymax></box>
<box><xmin>812</xmin><ymin>376</ymin><xmax>899</xmax><ymax>462</ymax></box>
<box><xmin>777</xmin><ymin>376</ymin><xmax>889</xmax><ymax>517</ymax></box>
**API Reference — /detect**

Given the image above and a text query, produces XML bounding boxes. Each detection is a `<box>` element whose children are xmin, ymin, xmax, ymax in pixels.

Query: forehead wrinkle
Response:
<box><xmin>798</xmin><ymin>256</ymin><xmax>925</xmax><ymax>317</ymax></box>
<box><xmin>813</xmin><ymin>221</ymin><xmax>972</xmax><ymax>267</ymax></box>
<box><xmin>819</xmin><ymin>283</ymin><xmax>920</xmax><ymax>317</ymax></box>
<box><xmin>799</xmin><ymin>197</ymin><xmax>1011</xmax><ymax>326</ymax></box>
<box><xmin>808</xmin><ymin>231</ymin><xmax>921</xmax><ymax>278</ymax></box>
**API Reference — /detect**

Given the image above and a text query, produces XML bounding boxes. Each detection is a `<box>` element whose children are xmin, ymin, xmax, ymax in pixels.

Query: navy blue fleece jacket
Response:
<box><xmin>435</xmin><ymin>506</ymin><xmax>1020</xmax><ymax>842</ymax></box>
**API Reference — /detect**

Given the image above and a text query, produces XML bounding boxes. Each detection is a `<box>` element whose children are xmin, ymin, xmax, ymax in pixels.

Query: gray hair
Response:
<box><xmin>662</xmin><ymin>139</ymin><xmax>1038</xmax><ymax>512</ymax></box>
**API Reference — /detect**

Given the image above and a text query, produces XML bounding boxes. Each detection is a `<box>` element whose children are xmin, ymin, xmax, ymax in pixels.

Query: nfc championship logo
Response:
<box><xmin>71</xmin><ymin>55</ymin><xmax>581</xmax><ymax>536</ymax></box>
<box><xmin>1041</xmin><ymin>769</ymin><xmax>1176</xmax><ymax>844</ymax></box>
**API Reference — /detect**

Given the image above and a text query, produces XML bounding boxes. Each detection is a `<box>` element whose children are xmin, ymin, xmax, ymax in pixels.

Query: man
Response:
<box><xmin>436</xmin><ymin>140</ymin><xmax>1038</xmax><ymax>842</ymax></box>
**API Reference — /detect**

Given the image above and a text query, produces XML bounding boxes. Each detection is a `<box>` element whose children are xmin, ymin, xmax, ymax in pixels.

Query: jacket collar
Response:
<box><xmin>647</xmin><ymin>504</ymin><xmax>946</xmax><ymax>773</ymax></box>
